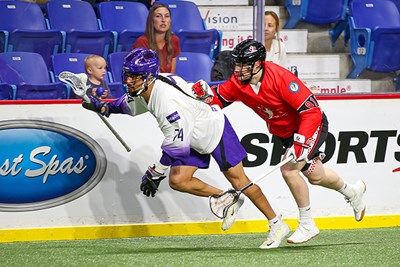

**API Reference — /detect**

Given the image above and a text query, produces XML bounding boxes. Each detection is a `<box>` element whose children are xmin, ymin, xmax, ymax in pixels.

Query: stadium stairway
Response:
<box><xmin>292</xmin><ymin>20</ymin><xmax>397</xmax><ymax>93</ymax></box>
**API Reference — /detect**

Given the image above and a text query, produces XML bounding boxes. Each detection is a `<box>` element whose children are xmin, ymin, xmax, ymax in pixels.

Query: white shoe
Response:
<box><xmin>287</xmin><ymin>220</ymin><xmax>320</xmax><ymax>244</ymax></box>
<box><xmin>346</xmin><ymin>180</ymin><xmax>366</xmax><ymax>221</ymax></box>
<box><xmin>259</xmin><ymin>219</ymin><xmax>290</xmax><ymax>249</ymax></box>
<box><xmin>221</xmin><ymin>194</ymin><xmax>245</xmax><ymax>231</ymax></box>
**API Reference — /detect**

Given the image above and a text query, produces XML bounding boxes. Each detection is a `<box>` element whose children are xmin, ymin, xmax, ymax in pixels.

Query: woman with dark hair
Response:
<box><xmin>132</xmin><ymin>3</ymin><xmax>181</xmax><ymax>73</ymax></box>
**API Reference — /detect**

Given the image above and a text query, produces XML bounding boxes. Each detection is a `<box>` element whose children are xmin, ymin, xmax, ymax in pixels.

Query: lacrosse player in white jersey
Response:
<box><xmin>81</xmin><ymin>47</ymin><xmax>291</xmax><ymax>249</ymax></box>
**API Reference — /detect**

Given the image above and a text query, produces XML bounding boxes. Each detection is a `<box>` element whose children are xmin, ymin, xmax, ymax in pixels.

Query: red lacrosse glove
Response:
<box><xmin>287</xmin><ymin>133</ymin><xmax>313</xmax><ymax>163</ymax></box>
<box><xmin>191</xmin><ymin>80</ymin><xmax>214</xmax><ymax>104</ymax></box>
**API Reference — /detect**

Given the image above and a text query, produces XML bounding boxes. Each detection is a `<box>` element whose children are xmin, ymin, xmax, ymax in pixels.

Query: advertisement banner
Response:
<box><xmin>287</xmin><ymin>54</ymin><xmax>341</xmax><ymax>79</ymax></box>
<box><xmin>199</xmin><ymin>6</ymin><xmax>281</xmax><ymax>31</ymax></box>
<box><xmin>0</xmin><ymin>96</ymin><xmax>399</xmax><ymax>228</ymax></box>
<box><xmin>306</xmin><ymin>79</ymin><xmax>371</xmax><ymax>94</ymax></box>
<box><xmin>199</xmin><ymin>6</ymin><xmax>308</xmax><ymax>53</ymax></box>
<box><xmin>221</xmin><ymin>30</ymin><xmax>308</xmax><ymax>52</ymax></box>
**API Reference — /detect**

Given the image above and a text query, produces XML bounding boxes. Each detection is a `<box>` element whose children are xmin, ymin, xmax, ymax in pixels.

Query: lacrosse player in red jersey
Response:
<box><xmin>81</xmin><ymin>47</ymin><xmax>292</xmax><ymax>249</ymax></box>
<box><xmin>193</xmin><ymin>39</ymin><xmax>367</xmax><ymax>245</ymax></box>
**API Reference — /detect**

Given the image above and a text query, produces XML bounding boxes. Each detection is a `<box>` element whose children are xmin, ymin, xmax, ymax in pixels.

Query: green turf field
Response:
<box><xmin>1</xmin><ymin>227</ymin><xmax>399</xmax><ymax>266</ymax></box>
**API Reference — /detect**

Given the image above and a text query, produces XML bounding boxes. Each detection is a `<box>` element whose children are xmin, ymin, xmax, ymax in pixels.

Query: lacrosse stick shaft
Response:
<box><xmin>96</xmin><ymin>113</ymin><xmax>131</xmax><ymax>152</ymax></box>
<box><xmin>239</xmin><ymin>155</ymin><xmax>294</xmax><ymax>192</ymax></box>
<box><xmin>72</xmin><ymin>80</ymin><xmax>131</xmax><ymax>152</ymax></box>
<box><xmin>209</xmin><ymin>155</ymin><xmax>294</xmax><ymax>219</ymax></box>
<box><xmin>83</xmin><ymin>94</ymin><xmax>131</xmax><ymax>152</ymax></box>
<box><xmin>59</xmin><ymin>71</ymin><xmax>131</xmax><ymax>152</ymax></box>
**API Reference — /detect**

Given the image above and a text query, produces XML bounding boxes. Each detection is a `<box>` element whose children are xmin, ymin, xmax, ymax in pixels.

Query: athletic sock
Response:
<box><xmin>338</xmin><ymin>183</ymin><xmax>354</xmax><ymax>198</ymax></box>
<box><xmin>269</xmin><ymin>215</ymin><xmax>282</xmax><ymax>226</ymax></box>
<box><xmin>299</xmin><ymin>205</ymin><xmax>313</xmax><ymax>224</ymax></box>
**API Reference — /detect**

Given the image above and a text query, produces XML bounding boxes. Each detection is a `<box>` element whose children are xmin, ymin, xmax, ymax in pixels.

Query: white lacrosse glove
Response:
<box><xmin>191</xmin><ymin>80</ymin><xmax>214</xmax><ymax>104</ymax></box>
<box><xmin>287</xmin><ymin>133</ymin><xmax>313</xmax><ymax>163</ymax></box>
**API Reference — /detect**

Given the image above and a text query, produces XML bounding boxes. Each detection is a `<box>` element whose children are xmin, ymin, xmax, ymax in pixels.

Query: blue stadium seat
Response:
<box><xmin>96</xmin><ymin>1</ymin><xmax>148</xmax><ymax>52</ymax></box>
<box><xmin>0</xmin><ymin>1</ymin><xmax>64</xmax><ymax>68</ymax></box>
<box><xmin>155</xmin><ymin>0</ymin><xmax>221</xmax><ymax>59</ymax></box>
<box><xmin>107</xmin><ymin>52</ymin><xmax>129</xmax><ymax>83</ymax></box>
<box><xmin>46</xmin><ymin>0</ymin><xmax>114</xmax><ymax>59</ymax></box>
<box><xmin>0</xmin><ymin>83</ymin><xmax>15</xmax><ymax>100</ymax></box>
<box><xmin>284</xmin><ymin>0</ymin><xmax>349</xmax><ymax>46</ymax></box>
<box><xmin>347</xmin><ymin>0</ymin><xmax>400</xmax><ymax>78</ymax></box>
<box><xmin>284</xmin><ymin>0</ymin><xmax>349</xmax><ymax>28</ymax></box>
<box><xmin>0</xmin><ymin>52</ymin><xmax>68</xmax><ymax>100</ymax></box>
<box><xmin>175</xmin><ymin>29</ymin><xmax>221</xmax><ymax>58</ymax></box>
<box><xmin>0</xmin><ymin>31</ymin><xmax>7</xmax><ymax>52</ymax></box>
<box><xmin>175</xmin><ymin>52</ymin><xmax>214</xmax><ymax>83</ymax></box>
<box><xmin>156</xmin><ymin>0</ymin><xmax>205</xmax><ymax>33</ymax></box>
<box><xmin>51</xmin><ymin>53</ymin><xmax>125</xmax><ymax>98</ymax></box>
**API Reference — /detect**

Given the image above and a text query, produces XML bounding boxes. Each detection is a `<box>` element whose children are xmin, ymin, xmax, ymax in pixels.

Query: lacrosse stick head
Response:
<box><xmin>209</xmin><ymin>189</ymin><xmax>240</xmax><ymax>219</ymax></box>
<box><xmin>58</xmin><ymin>71</ymin><xmax>89</xmax><ymax>99</ymax></box>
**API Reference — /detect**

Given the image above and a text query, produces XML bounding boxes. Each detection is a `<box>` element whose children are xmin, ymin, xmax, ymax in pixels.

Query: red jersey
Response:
<box><xmin>214</xmin><ymin>61</ymin><xmax>322</xmax><ymax>140</ymax></box>
<box><xmin>132</xmin><ymin>34</ymin><xmax>181</xmax><ymax>73</ymax></box>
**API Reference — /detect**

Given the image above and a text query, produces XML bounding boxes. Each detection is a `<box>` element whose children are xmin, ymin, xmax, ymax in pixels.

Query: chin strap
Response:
<box><xmin>129</xmin><ymin>77</ymin><xmax>156</xmax><ymax>97</ymax></box>
<box><xmin>146</xmin><ymin>77</ymin><xmax>156</xmax><ymax>88</ymax></box>
<box><xmin>235</xmin><ymin>62</ymin><xmax>263</xmax><ymax>85</ymax></box>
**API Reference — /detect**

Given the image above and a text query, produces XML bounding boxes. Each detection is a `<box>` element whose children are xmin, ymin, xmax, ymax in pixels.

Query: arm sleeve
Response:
<box><xmin>279</xmin><ymin>73</ymin><xmax>322</xmax><ymax>139</ymax></box>
<box><xmin>208</xmin><ymin>77</ymin><xmax>238</xmax><ymax>108</ymax></box>
<box><xmin>107</xmin><ymin>95</ymin><xmax>133</xmax><ymax>115</ymax></box>
<box><xmin>297</xmin><ymin>103</ymin><xmax>322</xmax><ymax>140</ymax></box>
<box><xmin>107</xmin><ymin>95</ymin><xmax>148</xmax><ymax>117</ymax></box>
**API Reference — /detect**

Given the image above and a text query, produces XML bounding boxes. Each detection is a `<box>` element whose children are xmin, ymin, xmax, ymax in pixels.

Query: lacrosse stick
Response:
<box><xmin>209</xmin><ymin>155</ymin><xmax>294</xmax><ymax>219</ymax></box>
<box><xmin>58</xmin><ymin>71</ymin><xmax>131</xmax><ymax>152</ymax></box>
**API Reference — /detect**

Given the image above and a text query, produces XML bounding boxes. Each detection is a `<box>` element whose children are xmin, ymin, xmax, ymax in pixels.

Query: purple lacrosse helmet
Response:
<box><xmin>122</xmin><ymin>48</ymin><xmax>160</xmax><ymax>81</ymax></box>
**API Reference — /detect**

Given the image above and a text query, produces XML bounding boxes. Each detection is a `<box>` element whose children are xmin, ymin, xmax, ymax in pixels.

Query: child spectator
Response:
<box><xmin>84</xmin><ymin>55</ymin><xmax>112</xmax><ymax>99</ymax></box>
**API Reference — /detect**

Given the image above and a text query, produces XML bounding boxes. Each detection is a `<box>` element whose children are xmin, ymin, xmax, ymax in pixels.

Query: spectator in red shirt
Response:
<box><xmin>132</xmin><ymin>3</ymin><xmax>181</xmax><ymax>73</ymax></box>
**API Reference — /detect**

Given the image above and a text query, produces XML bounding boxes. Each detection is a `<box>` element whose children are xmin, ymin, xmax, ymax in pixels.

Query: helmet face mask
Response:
<box><xmin>123</xmin><ymin>48</ymin><xmax>160</xmax><ymax>97</ymax></box>
<box><xmin>232</xmin><ymin>39</ymin><xmax>266</xmax><ymax>84</ymax></box>
<box><xmin>234</xmin><ymin>62</ymin><xmax>254</xmax><ymax>84</ymax></box>
<box><xmin>123</xmin><ymin>72</ymin><xmax>146</xmax><ymax>97</ymax></box>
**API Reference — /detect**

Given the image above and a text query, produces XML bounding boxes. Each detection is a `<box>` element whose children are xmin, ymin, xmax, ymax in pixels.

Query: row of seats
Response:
<box><xmin>0</xmin><ymin>51</ymin><xmax>216</xmax><ymax>100</ymax></box>
<box><xmin>0</xmin><ymin>0</ymin><xmax>113</xmax><ymax>68</ymax></box>
<box><xmin>99</xmin><ymin>0</ymin><xmax>221</xmax><ymax>58</ymax></box>
<box><xmin>0</xmin><ymin>51</ymin><xmax>127</xmax><ymax>100</ymax></box>
<box><xmin>0</xmin><ymin>0</ymin><xmax>221</xmax><ymax>70</ymax></box>
<box><xmin>2</xmin><ymin>0</ymin><xmax>399</xmax><ymax>87</ymax></box>
<box><xmin>284</xmin><ymin>0</ymin><xmax>400</xmax><ymax>78</ymax></box>
<box><xmin>154</xmin><ymin>0</ymin><xmax>221</xmax><ymax>59</ymax></box>
<box><xmin>0</xmin><ymin>52</ymin><xmax>69</xmax><ymax>100</ymax></box>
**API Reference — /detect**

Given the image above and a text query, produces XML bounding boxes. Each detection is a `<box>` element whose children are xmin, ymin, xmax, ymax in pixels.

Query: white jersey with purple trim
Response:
<box><xmin>130</xmin><ymin>74</ymin><xmax>225</xmax><ymax>159</ymax></box>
